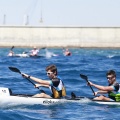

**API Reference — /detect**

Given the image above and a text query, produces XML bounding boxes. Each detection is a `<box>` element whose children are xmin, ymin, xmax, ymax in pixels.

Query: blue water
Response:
<box><xmin>0</xmin><ymin>48</ymin><xmax>120</xmax><ymax>120</ymax></box>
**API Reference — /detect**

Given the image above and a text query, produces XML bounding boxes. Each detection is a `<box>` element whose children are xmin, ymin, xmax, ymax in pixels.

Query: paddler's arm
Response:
<box><xmin>35</xmin><ymin>83</ymin><xmax>49</xmax><ymax>88</ymax></box>
<box><xmin>22</xmin><ymin>73</ymin><xmax>51</xmax><ymax>85</ymax></box>
<box><xmin>88</xmin><ymin>81</ymin><xmax>114</xmax><ymax>91</ymax></box>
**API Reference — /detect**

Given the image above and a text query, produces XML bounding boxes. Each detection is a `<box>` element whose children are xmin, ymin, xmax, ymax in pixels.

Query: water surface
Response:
<box><xmin>0</xmin><ymin>48</ymin><xmax>120</xmax><ymax>120</ymax></box>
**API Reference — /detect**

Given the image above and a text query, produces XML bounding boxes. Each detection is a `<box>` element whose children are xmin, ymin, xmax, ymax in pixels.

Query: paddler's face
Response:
<box><xmin>46</xmin><ymin>70</ymin><xmax>55</xmax><ymax>79</ymax></box>
<box><xmin>107</xmin><ymin>74</ymin><xmax>116</xmax><ymax>85</ymax></box>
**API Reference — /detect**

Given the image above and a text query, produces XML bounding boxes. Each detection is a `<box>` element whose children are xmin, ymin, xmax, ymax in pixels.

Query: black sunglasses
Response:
<box><xmin>107</xmin><ymin>76</ymin><xmax>114</xmax><ymax>80</ymax></box>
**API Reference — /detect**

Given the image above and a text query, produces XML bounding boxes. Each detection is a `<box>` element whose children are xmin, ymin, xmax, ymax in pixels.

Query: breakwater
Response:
<box><xmin>0</xmin><ymin>26</ymin><xmax>120</xmax><ymax>48</ymax></box>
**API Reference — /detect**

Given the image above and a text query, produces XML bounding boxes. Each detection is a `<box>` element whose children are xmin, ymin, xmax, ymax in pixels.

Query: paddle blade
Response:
<box><xmin>11</xmin><ymin>46</ymin><xmax>14</xmax><ymax>50</ymax></box>
<box><xmin>80</xmin><ymin>74</ymin><xmax>88</xmax><ymax>80</ymax></box>
<box><xmin>9</xmin><ymin>67</ymin><xmax>21</xmax><ymax>74</ymax></box>
<box><xmin>41</xmin><ymin>47</ymin><xmax>46</xmax><ymax>49</ymax></box>
<box><xmin>80</xmin><ymin>74</ymin><xmax>95</xmax><ymax>96</ymax></box>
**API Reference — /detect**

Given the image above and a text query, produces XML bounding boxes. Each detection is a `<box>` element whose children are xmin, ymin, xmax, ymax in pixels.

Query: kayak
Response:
<box><xmin>0</xmin><ymin>87</ymin><xmax>81</xmax><ymax>106</ymax></box>
<box><xmin>92</xmin><ymin>99</ymin><xmax>120</xmax><ymax>105</ymax></box>
<box><xmin>29</xmin><ymin>55</ymin><xmax>44</xmax><ymax>58</ymax></box>
<box><xmin>8</xmin><ymin>54</ymin><xmax>44</xmax><ymax>58</ymax></box>
<box><xmin>1</xmin><ymin>87</ymin><xmax>120</xmax><ymax>106</ymax></box>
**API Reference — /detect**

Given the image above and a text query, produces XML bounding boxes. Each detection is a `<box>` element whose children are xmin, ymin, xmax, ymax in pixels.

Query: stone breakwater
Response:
<box><xmin>0</xmin><ymin>26</ymin><xmax>120</xmax><ymax>48</ymax></box>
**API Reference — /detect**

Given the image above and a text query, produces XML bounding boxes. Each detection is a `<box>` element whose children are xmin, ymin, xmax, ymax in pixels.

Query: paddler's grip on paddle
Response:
<box><xmin>21</xmin><ymin>73</ymin><xmax>39</xmax><ymax>89</ymax></box>
<box><xmin>87</xmin><ymin>81</ymin><xmax>93</xmax><ymax>86</ymax></box>
<box><xmin>22</xmin><ymin>73</ymin><xmax>30</xmax><ymax>79</ymax></box>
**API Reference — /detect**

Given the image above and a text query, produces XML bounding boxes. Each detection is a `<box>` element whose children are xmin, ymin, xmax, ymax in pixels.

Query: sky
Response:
<box><xmin>0</xmin><ymin>0</ymin><xmax>120</xmax><ymax>26</ymax></box>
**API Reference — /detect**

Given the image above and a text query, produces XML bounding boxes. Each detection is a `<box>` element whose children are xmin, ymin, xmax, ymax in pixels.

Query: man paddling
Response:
<box><xmin>88</xmin><ymin>70</ymin><xmax>120</xmax><ymax>101</ymax></box>
<box><xmin>63</xmin><ymin>48</ymin><xmax>71</xmax><ymax>56</ymax></box>
<box><xmin>22</xmin><ymin>64</ymin><xmax>66</xmax><ymax>98</ymax></box>
<box><xmin>8</xmin><ymin>46</ymin><xmax>15</xmax><ymax>56</ymax></box>
<box><xmin>8</xmin><ymin>50</ymin><xmax>14</xmax><ymax>56</ymax></box>
<box><xmin>29</xmin><ymin>46</ymin><xmax>39</xmax><ymax>56</ymax></box>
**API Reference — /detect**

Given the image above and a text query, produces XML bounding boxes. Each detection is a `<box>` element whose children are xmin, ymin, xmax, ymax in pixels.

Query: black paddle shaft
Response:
<box><xmin>80</xmin><ymin>74</ymin><xmax>95</xmax><ymax>96</ymax></box>
<box><xmin>8</xmin><ymin>67</ymin><xmax>39</xmax><ymax>89</ymax></box>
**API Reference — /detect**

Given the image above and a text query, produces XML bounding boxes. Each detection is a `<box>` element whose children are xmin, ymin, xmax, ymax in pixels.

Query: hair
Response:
<box><xmin>106</xmin><ymin>70</ymin><xmax>116</xmax><ymax>77</ymax></box>
<box><xmin>46</xmin><ymin>64</ymin><xmax>57</xmax><ymax>75</ymax></box>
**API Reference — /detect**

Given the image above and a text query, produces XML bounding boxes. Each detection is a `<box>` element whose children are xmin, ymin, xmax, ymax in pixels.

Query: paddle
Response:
<box><xmin>80</xmin><ymin>74</ymin><xmax>95</xmax><ymax>96</ymax></box>
<box><xmin>41</xmin><ymin>47</ymin><xmax>46</xmax><ymax>49</ymax></box>
<box><xmin>9</xmin><ymin>67</ymin><xmax>39</xmax><ymax>89</ymax></box>
<box><xmin>11</xmin><ymin>46</ymin><xmax>14</xmax><ymax>50</ymax></box>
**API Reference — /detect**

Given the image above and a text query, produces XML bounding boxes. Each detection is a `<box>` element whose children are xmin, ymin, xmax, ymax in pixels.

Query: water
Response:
<box><xmin>0</xmin><ymin>48</ymin><xmax>120</xmax><ymax>120</ymax></box>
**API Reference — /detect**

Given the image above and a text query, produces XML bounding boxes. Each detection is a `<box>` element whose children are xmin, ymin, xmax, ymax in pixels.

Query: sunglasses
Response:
<box><xmin>107</xmin><ymin>76</ymin><xmax>114</xmax><ymax>80</ymax></box>
<box><xmin>47</xmin><ymin>72</ymin><xmax>53</xmax><ymax>75</ymax></box>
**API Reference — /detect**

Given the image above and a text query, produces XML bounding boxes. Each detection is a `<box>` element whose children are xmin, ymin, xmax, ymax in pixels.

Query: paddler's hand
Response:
<box><xmin>34</xmin><ymin>84</ymin><xmax>41</xmax><ymax>89</ymax></box>
<box><xmin>22</xmin><ymin>73</ymin><xmax>30</xmax><ymax>79</ymax></box>
<box><xmin>34</xmin><ymin>84</ymin><xmax>41</xmax><ymax>88</ymax></box>
<box><xmin>87</xmin><ymin>81</ymin><xmax>93</xmax><ymax>86</ymax></box>
<box><xmin>94</xmin><ymin>91</ymin><xmax>98</xmax><ymax>96</ymax></box>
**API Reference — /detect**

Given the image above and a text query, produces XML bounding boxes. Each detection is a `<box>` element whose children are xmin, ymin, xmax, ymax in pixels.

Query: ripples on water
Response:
<box><xmin>0</xmin><ymin>48</ymin><xmax>120</xmax><ymax>120</ymax></box>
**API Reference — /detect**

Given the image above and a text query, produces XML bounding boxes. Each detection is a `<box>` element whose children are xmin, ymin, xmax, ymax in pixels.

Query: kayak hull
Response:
<box><xmin>8</xmin><ymin>55</ymin><xmax>44</xmax><ymax>58</ymax></box>
<box><xmin>1</xmin><ymin>95</ymin><xmax>120</xmax><ymax>106</ymax></box>
<box><xmin>0</xmin><ymin>95</ymin><xmax>80</xmax><ymax>106</ymax></box>
<box><xmin>92</xmin><ymin>100</ymin><xmax>120</xmax><ymax>105</ymax></box>
<box><xmin>0</xmin><ymin>87</ymin><xmax>120</xmax><ymax>106</ymax></box>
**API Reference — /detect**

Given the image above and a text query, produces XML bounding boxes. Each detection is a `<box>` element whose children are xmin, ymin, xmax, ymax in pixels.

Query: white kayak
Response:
<box><xmin>0</xmin><ymin>87</ymin><xmax>81</xmax><ymax>106</ymax></box>
<box><xmin>0</xmin><ymin>87</ymin><xmax>120</xmax><ymax>106</ymax></box>
<box><xmin>92</xmin><ymin>100</ymin><xmax>120</xmax><ymax>105</ymax></box>
<box><xmin>8</xmin><ymin>54</ymin><xmax>44</xmax><ymax>58</ymax></box>
<box><xmin>0</xmin><ymin>95</ymin><xmax>72</xmax><ymax>106</ymax></box>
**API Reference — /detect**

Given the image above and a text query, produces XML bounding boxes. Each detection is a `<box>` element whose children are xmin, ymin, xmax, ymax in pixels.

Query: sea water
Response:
<box><xmin>0</xmin><ymin>48</ymin><xmax>120</xmax><ymax>120</ymax></box>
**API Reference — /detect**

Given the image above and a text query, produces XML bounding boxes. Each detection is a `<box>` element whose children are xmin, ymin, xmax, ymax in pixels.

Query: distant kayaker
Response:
<box><xmin>63</xmin><ymin>48</ymin><xmax>71</xmax><ymax>56</ymax></box>
<box><xmin>8</xmin><ymin>46</ymin><xmax>15</xmax><ymax>56</ymax></box>
<box><xmin>8</xmin><ymin>50</ymin><xmax>14</xmax><ymax>56</ymax></box>
<box><xmin>29</xmin><ymin>46</ymin><xmax>39</xmax><ymax>56</ymax></box>
<box><xmin>22</xmin><ymin>64</ymin><xmax>66</xmax><ymax>98</ymax></box>
<box><xmin>88</xmin><ymin>70</ymin><xmax>120</xmax><ymax>101</ymax></box>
